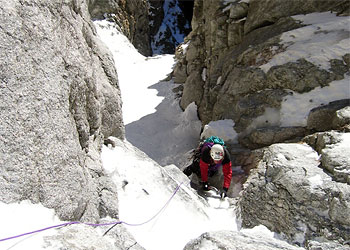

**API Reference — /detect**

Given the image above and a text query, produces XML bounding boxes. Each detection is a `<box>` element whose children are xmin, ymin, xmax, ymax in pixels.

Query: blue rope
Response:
<box><xmin>0</xmin><ymin>182</ymin><xmax>184</xmax><ymax>243</ymax></box>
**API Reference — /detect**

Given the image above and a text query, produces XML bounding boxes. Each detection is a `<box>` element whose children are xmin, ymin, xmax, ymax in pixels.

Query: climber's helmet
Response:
<box><xmin>210</xmin><ymin>144</ymin><xmax>224</xmax><ymax>162</ymax></box>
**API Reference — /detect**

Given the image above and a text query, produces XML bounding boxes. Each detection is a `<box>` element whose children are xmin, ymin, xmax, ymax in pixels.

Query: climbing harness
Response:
<box><xmin>0</xmin><ymin>182</ymin><xmax>185</xmax><ymax>243</ymax></box>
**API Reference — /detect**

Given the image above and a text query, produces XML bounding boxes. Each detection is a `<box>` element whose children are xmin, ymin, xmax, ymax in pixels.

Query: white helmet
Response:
<box><xmin>210</xmin><ymin>144</ymin><xmax>224</xmax><ymax>161</ymax></box>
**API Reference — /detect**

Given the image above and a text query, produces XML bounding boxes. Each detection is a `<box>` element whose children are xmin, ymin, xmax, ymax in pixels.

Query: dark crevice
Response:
<box><xmin>250</xmin><ymin>20</ymin><xmax>276</xmax><ymax>33</ymax></box>
<box><xmin>178</xmin><ymin>0</ymin><xmax>194</xmax><ymax>23</ymax></box>
<box><xmin>149</xmin><ymin>0</ymin><xmax>194</xmax><ymax>55</ymax></box>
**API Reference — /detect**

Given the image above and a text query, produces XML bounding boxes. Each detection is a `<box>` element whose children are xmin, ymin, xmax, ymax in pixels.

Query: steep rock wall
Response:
<box><xmin>0</xmin><ymin>0</ymin><xmax>124</xmax><ymax>222</ymax></box>
<box><xmin>88</xmin><ymin>0</ymin><xmax>151</xmax><ymax>56</ymax></box>
<box><xmin>173</xmin><ymin>0</ymin><xmax>349</xmax><ymax>149</ymax></box>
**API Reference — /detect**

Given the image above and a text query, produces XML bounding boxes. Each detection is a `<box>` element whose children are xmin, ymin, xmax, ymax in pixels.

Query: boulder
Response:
<box><xmin>307</xmin><ymin>99</ymin><xmax>350</xmax><ymax>131</ymax></box>
<box><xmin>333</xmin><ymin>106</ymin><xmax>350</xmax><ymax>131</ymax></box>
<box><xmin>307</xmin><ymin>240</ymin><xmax>350</xmax><ymax>250</ymax></box>
<box><xmin>43</xmin><ymin>223</ymin><xmax>145</xmax><ymax>250</ymax></box>
<box><xmin>237</xmin><ymin>143</ymin><xmax>350</xmax><ymax>246</ymax></box>
<box><xmin>229</xmin><ymin>2</ymin><xmax>249</xmax><ymax>20</ymax></box>
<box><xmin>304</xmin><ymin>131</ymin><xmax>350</xmax><ymax>184</ymax></box>
<box><xmin>240</xmin><ymin>126</ymin><xmax>306</xmax><ymax>149</ymax></box>
<box><xmin>183</xmin><ymin>230</ymin><xmax>303</xmax><ymax>250</ymax></box>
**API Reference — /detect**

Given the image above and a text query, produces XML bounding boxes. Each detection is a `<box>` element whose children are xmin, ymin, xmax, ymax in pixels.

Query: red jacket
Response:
<box><xmin>199</xmin><ymin>145</ymin><xmax>232</xmax><ymax>189</ymax></box>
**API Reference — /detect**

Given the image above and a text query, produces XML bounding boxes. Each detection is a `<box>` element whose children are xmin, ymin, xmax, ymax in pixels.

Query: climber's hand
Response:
<box><xmin>220</xmin><ymin>187</ymin><xmax>228</xmax><ymax>199</ymax></box>
<box><xmin>202</xmin><ymin>181</ymin><xmax>209</xmax><ymax>191</ymax></box>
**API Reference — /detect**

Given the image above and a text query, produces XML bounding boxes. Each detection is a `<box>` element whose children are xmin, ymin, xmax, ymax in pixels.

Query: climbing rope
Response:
<box><xmin>0</xmin><ymin>181</ymin><xmax>185</xmax><ymax>243</ymax></box>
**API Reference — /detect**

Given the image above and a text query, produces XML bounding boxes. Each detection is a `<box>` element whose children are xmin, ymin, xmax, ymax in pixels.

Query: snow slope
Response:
<box><xmin>95</xmin><ymin>19</ymin><xmax>202</xmax><ymax>168</ymax></box>
<box><xmin>102</xmin><ymin>139</ymin><xmax>237</xmax><ymax>250</ymax></box>
<box><xmin>94</xmin><ymin>20</ymin><xmax>175</xmax><ymax>125</ymax></box>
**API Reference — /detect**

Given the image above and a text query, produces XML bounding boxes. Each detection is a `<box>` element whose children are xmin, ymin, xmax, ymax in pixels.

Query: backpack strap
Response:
<box><xmin>201</xmin><ymin>142</ymin><xmax>214</xmax><ymax>153</ymax></box>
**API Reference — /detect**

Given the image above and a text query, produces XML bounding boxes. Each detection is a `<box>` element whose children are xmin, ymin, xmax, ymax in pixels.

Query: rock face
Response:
<box><xmin>304</xmin><ymin>131</ymin><xmax>350</xmax><ymax>184</ymax></box>
<box><xmin>237</xmin><ymin>142</ymin><xmax>350</xmax><ymax>248</ymax></box>
<box><xmin>307</xmin><ymin>99</ymin><xmax>350</xmax><ymax>132</ymax></box>
<box><xmin>183</xmin><ymin>230</ymin><xmax>303</xmax><ymax>250</ymax></box>
<box><xmin>88</xmin><ymin>0</ymin><xmax>119</xmax><ymax>19</ymax></box>
<box><xmin>173</xmin><ymin>0</ymin><xmax>350</xmax><ymax>149</ymax></box>
<box><xmin>88</xmin><ymin>0</ymin><xmax>152</xmax><ymax>56</ymax></box>
<box><xmin>44</xmin><ymin>223</ymin><xmax>145</xmax><ymax>250</ymax></box>
<box><xmin>174</xmin><ymin>1</ymin><xmax>350</xmax><ymax>248</ymax></box>
<box><xmin>0</xmin><ymin>0</ymin><xmax>124</xmax><ymax>222</ymax></box>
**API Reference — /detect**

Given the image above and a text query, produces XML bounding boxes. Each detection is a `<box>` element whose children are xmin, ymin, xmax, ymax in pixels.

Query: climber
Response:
<box><xmin>183</xmin><ymin>139</ymin><xmax>232</xmax><ymax>199</ymax></box>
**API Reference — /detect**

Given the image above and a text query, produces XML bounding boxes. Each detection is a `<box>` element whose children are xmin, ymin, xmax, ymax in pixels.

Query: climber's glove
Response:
<box><xmin>220</xmin><ymin>187</ymin><xmax>228</xmax><ymax>199</ymax></box>
<box><xmin>202</xmin><ymin>181</ymin><xmax>209</xmax><ymax>191</ymax></box>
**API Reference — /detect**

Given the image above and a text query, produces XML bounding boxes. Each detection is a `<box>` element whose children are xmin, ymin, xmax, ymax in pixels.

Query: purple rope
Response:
<box><xmin>0</xmin><ymin>182</ymin><xmax>184</xmax><ymax>243</ymax></box>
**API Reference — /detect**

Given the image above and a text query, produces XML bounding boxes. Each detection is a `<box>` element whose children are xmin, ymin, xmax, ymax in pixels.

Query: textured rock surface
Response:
<box><xmin>333</xmin><ymin>106</ymin><xmax>350</xmax><ymax>131</ymax></box>
<box><xmin>237</xmin><ymin>143</ymin><xmax>350</xmax><ymax>247</ymax></box>
<box><xmin>44</xmin><ymin>223</ymin><xmax>145</xmax><ymax>250</ymax></box>
<box><xmin>88</xmin><ymin>0</ymin><xmax>118</xmax><ymax>19</ymax></box>
<box><xmin>183</xmin><ymin>230</ymin><xmax>303</xmax><ymax>250</ymax></box>
<box><xmin>240</xmin><ymin>126</ymin><xmax>307</xmax><ymax>149</ymax></box>
<box><xmin>0</xmin><ymin>0</ymin><xmax>124</xmax><ymax>222</ymax></box>
<box><xmin>307</xmin><ymin>99</ymin><xmax>350</xmax><ymax>131</ymax></box>
<box><xmin>307</xmin><ymin>240</ymin><xmax>350</xmax><ymax>250</ymax></box>
<box><xmin>304</xmin><ymin>131</ymin><xmax>350</xmax><ymax>184</ymax></box>
<box><xmin>243</xmin><ymin>0</ymin><xmax>349</xmax><ymax>34</ymax></box>
<box><xmin>173</xmin><ymin>0</ymin><xmax>350</xmax><ymax>149</ymax></box>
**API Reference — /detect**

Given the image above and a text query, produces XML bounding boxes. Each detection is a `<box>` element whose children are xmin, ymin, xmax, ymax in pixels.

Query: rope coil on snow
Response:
<box><xmin>0</xmin><ymin>182</ymin><xmax>185</xmax><ymax>243</ymax></box>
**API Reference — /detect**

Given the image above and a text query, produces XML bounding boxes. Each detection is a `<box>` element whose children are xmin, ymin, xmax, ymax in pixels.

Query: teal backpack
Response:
<box><xmin>204</xmin><ymin>136</ymin><xmax>225</xmax><ymax>146</ymax></box>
